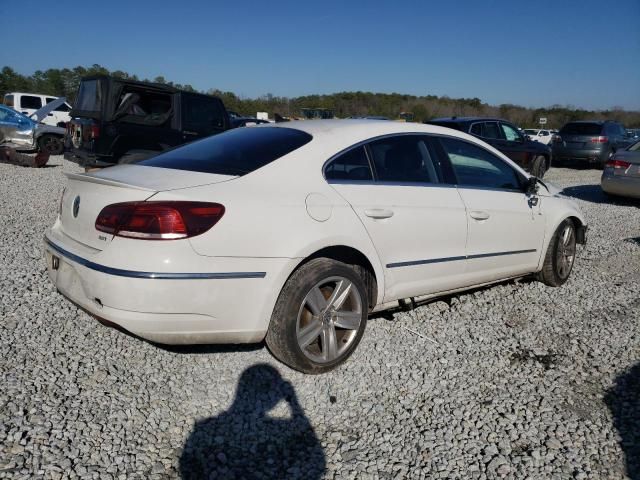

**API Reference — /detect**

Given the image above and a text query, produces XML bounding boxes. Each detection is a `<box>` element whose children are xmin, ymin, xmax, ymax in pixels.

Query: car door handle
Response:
<box><xmin>469</xmin><ymin>210</ymin><xmax>490</xmax><ymax>221</ymax></box>
<box><xmin>364</xmin><ymin>209</ymin><xmax>394</xmax><ymax>219</ymax></box>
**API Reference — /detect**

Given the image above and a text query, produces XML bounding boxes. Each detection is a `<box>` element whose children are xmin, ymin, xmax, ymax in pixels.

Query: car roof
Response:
<box><xmin>259</xmin><ymin>119</ymin><xmax>531</xmax><ymax>178</ymax></box>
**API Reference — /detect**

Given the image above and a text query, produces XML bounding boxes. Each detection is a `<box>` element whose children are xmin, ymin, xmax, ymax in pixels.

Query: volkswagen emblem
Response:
<box><xmin>72</xmin><ymin>196</ymin><xmax>81</xmax><ymax>218</ymax></box>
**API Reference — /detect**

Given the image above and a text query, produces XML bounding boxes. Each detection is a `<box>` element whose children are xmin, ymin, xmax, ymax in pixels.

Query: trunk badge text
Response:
<box><xmin>72</xmin><ymin>196</ymin><xmax>81</xmax><ymax>218</ymax></box>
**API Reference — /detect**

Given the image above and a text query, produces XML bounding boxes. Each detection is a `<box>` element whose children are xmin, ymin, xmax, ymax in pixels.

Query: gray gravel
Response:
<box><xmin>1</xmin><ymin>158</ymin><xmax>639</xmax><ymax>479</ymax></box>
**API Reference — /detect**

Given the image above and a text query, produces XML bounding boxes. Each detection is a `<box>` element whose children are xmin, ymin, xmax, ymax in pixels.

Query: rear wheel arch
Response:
<box><xmin>288</xmin><ymin>245</ymin><xmax>381</xmax><ymax>311</ymax></box>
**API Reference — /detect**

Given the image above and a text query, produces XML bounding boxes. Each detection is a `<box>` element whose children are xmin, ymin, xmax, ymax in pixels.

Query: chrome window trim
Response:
<box><xmin>387</xmin><ymin>249</ymin><xmax>537</xmax><ymax>269</ymax></box>
<box><xmin>45</xmin><ymin>238</ymin><xmax>266</xmax><ymax>280</ymax></box>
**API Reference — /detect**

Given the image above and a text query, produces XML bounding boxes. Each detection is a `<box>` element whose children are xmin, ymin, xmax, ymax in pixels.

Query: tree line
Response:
<box><xmin>2</xmin><ymin>65</ymin><xmax>638</xmax><ymax>128</ymax></box>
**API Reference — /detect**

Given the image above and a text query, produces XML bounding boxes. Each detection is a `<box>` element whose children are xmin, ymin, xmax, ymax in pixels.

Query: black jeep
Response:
<box><xmin>64</xmin><ymin>75</ymin><xmax>230</xmax><ymax>168</ymax></box>
<box><xmin>425</xmin><ymin>117</ymin><xmax>552</xmax><ymax>178</ymax></box>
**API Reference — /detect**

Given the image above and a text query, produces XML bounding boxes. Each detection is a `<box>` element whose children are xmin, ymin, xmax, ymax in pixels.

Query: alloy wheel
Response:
<box><xmin>556</xmin><ymin>224</ymin><xmax>575</xmax><ymax>278</ymax></box>
<box><xmin>296</xmin><ymin>276</ymin><xmax>363</xmax><ymax>364</ymax></box>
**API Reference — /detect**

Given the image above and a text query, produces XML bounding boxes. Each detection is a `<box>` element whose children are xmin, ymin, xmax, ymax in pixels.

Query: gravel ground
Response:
<box><xmin>1</xmin><ymin>157</ymin><xmax>639</xmax><ymax>480</ymax></box>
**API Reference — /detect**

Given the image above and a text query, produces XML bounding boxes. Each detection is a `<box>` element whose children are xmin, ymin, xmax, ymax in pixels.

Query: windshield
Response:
<box><xmin>629</xmin><ymin>140</ymin><xmax>640</xmax><ymax>152</ymax></box>
<box><xmin>139</xmin><ymin>126</ymin><xmax>313</xmax><ymax>176</ymax></box>
<box><xmin>560</xmin><ymin>123</ymin><xmax>602</xmax><ymax>135</ymax></box>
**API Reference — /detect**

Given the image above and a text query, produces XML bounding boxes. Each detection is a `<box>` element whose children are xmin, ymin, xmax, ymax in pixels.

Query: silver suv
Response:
<box><xmin>553</xmin><ymin>121</ymin><xmax>632</xmax><ymax>168</ymax></box>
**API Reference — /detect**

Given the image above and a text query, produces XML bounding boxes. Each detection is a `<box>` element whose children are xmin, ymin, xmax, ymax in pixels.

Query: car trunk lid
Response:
<box><xmin>60</xmin><ymin>166</ymin><xmax>236</xmax><ymax>250</ymax></box>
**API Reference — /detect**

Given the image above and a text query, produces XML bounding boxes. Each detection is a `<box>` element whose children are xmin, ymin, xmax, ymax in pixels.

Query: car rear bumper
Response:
<box><xmin>43</xmin><ymin>233</ymin><xmax>295</xmax><ymax>345</ymax></box>
<box><xmin>64</xmin><ymin>149</ymin><xmax>114</xmax><ymax>168</ymax></box>
<box><xmin>553</xmin><ymin>147</ymin><xmax>608</xmax><ymax>165</ymax></box>
<box><xmin>601</xmin><ymin>175</ymin><xmax>640</xmax><ymax>199</ymax></box>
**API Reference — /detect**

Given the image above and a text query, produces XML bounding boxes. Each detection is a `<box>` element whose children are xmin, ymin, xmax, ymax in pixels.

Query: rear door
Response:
<box><xmin>436</xmin><ymin>136</ymin><xmax>545</xmax><ymax>284</ymax></box>
<box><xmin>180</xmin><ymin>93</ymin><xmax>228</xmax><ymax>143</ymax></box>
<box><xmin>46</xmin><ymin>97</ymin><xmax>72</xmax><ymax>126</ymax></box>
<box><xmin>327</xmin><ymin>135</ymin><xmax>469</xmax><ymax>301</ymax></box>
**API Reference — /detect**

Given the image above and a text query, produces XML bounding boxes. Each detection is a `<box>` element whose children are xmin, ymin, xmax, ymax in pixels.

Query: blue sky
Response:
<box><xmin>3</xmin><ymin>0</ymin><xmax>639</xmax><ymax>109</ymax></box>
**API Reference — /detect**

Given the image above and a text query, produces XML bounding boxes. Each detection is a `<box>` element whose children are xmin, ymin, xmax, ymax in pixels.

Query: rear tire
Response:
<box><xmin>37</xmin><ymin>135</ymin><xmax>63</xmax><ymax>155</ymax></box>
<box><xmin>537</xmin><ymin>219</ymin><xmax>576</xmax><ymax>287</ymax></box>
<box><xmin>530</xmin><ymin>155</ymin><xmax>546</xmax><ymax>178</ymax></box>
<box><xmin>265</xmin><ymin>258</ymin><xmax>368</xmax><ymax>374</ymax></box>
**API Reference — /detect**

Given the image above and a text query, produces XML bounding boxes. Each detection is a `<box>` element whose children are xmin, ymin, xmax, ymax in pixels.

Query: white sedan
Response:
<box><xmin>45</xmin><ymin>120</ymin><xmax>587</xmax><ymax>373</ymax></box>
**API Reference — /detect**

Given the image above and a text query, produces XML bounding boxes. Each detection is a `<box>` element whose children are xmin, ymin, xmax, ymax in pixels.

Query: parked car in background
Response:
<box><xmin>3</xmin><ymin>92</ymin><xmax>72</xmax><ymax>127</ymax></box>
<box><xmin>524</xmin><ymin>129</ymin><xmax>554</xmax><ymax>145</ymax></box>
<box><xmin>64</xmin><ymin>75</ymin><xmax>230</xmax><ymax>168</ymax></box>
<box><xmin>0</xmin><ymin>102</ymin><xmax>66</xmax><ymax>154</ymax></box>
<box><xmin>45</xmin><ymin>120</ymin><xmax>586</xmax><ymax>373</ymax></box>
<box><xmin>601</xmin><ymin>140</ymin><xmax>640</xmax><ymax>199</ymax></box>
<box><xmin>230</xmin><ymin>116</ymin><xmax>270</xmax><ymax>128</ymax></box>
<box><xmin>553</xmin><ymin>121</ymin><xmax>631</xmax><ymax>168</ymax></box>
<box><xmin>426</xmin><ymin>117</ymin><xmax>551</xmax><ymax>178</ymax></box>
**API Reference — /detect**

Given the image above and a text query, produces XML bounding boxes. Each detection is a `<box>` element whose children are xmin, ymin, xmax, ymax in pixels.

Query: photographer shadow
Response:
<box><xmin>605</xmin><ymin>362</ymin><xmax>640</xmax><ymax>479</ymax></box>
<box><xmin>180</xmin><ymin>364</ymin><xmax>326</xmax><ymax>480</ymax></box>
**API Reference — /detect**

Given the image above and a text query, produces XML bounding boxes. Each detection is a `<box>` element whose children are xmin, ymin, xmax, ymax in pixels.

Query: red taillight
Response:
<box><xmin>605</xmin><ymin>159</ymin><xmax>631</xmax><ymax>169</ymax></box>
<box><xmin>95</xmin><ymin>201</ymin><xmax>225</xmax><ymax>240</ymax></box>
<box><xmin>591</xmin><ymin>136</ymin><xmax>608</xmax><ymax>143</ymax></box>
<box><xmin>90</xmin><ymin>125</ymin><xmax>100</xmax><ymax>139</ymax></box>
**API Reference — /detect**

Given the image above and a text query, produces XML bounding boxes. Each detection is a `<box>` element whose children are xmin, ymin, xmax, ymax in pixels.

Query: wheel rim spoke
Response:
<box><xmin>321</xmin><ymin>325</ymin><xmax>338</xmax><ymax>361</ymax></box>
<box><xmin>327</xmin><ymin>279</ymin><xmax>352</xmax><ymax>310</ymax></box>
<box><xmin>305</xmin><ymin>287</ymin><xmax>327</xmax><ymax>315</ymax></box>
<box><xmin>297</xmin><ymin>318</ymin><xmax>323</xmax><ymax>347</ymax></box>
<box><xmin>333</xmin><ymin>311</ymin><xmax>361</xmax><ymax>330</ymax></box>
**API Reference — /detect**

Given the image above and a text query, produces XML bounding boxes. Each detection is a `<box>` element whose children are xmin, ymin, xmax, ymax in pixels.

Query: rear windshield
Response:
<box><xmin>75</xmin><ymin>80</ymin><xmax>102</xmax><ymax>112</ymax></box>
<box><xmin>139</xmin><ymin>127</ymin><xmax>313</xmax><ymax>176</ymax></box>
<box><xmin>560</xmin><ymin>123</ymin><xmax>602</xmax><ymax>135</ymax></box>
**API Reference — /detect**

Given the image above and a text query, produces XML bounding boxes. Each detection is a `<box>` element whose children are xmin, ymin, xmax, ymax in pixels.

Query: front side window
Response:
<box><xmin>439</xmin><ymin>137</ymin><xmax>521</xmax><ymax>190</ymax></box>
<box><xmin>368</xmin><ymin>135</ymin><xmax>442</xmax><ymax>183</ymax></box>
<box><xmin>500</xmin><ymin>123</ymin><xmax>521</xmax><ymax>141</ymax></box>
<box><xmin>139</xmin><ymin>127</ymin><xmax>312</xmax><ymax>176</ymax></box>
<box><xmin>20</xmin><ymin>95</ymin><xmax>42</xmax><ymax>110</ymax></box>
<box><xmin>325</xmin><ymin>146</ymin><xmax>373</xmax><ymax>181</ymax></box>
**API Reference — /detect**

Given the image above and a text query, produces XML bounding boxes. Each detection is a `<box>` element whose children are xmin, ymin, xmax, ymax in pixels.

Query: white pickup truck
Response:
<box><xmin>3</xmin><ymin>92</ymin><xmax>72</xmax><ymax>127</ymax></box>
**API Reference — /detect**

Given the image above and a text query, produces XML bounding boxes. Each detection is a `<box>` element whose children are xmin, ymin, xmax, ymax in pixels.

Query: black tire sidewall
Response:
<box><xmin>532</xmin><ymin>156</ymin><xmax>545</xmax><ymax>178</ymax></box>
<box><xmin>38</xmin><ymin>135</ymin><xmax>63</xmax><ymax>155</ymax></box>
<box><xmin>268</xmin><ymin>259</ymin><xmax>368</xmax><ymax>374</ymax></box>
<box><xmin>550</xmin><ymin>220</ymin><xmax>576</xmax><ymax>284</ymax></box>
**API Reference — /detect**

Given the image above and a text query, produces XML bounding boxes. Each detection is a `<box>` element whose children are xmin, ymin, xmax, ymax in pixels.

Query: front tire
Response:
<box><xmin>530</xmin><ymin>155</ymin><xmax>546</xmax><ymax>178</ymax></box>
<box><xmin>38</xmin><ymin>135</ymin><xmax>64</xmax><ymax>155</ymax></box>
<box><xmin>265</xmin><ymin>258</ymin><xmax>368</xmax><ymax>374</ymax></box>
<box><xmin>537</xmin><ymin>219</ymin><xmax>576</xmax><ymax>286</ymax></box>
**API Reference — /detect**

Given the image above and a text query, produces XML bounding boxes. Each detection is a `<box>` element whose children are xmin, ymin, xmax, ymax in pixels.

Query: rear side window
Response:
<box><xmin>439</xmin><ymin>137</ymin><xmax>521</xmax><ymax>190</ymax></box>
<box><xmin>139</xmin><ymin>127</ymin><xmax>312</xmax><ymax>176</ymax></box>
<box><xmin>75</xmin><ymin>80</ymin><xmax>102</xmax><ymax>112</ymax></box>
<box><xmin>4</xmin><ymin>95</ymin><xmax>14</xmax><ymax>107</ymax></box>
<box><xmin>471</xmin><ymin>122</ymin><xmax>501</xmax><ymax>139</ymax></box>
<box><xmin>325</xmin><ymin>146</ymin><xmax>373</xmax><ymax>181</ymax></box>
<box><xmin>560</xmin><ymin>123</ymin><xmax>602</xmax><ymax>135</ymax></box>
<box><xmin>368</xmin><ymin>135</ymin><xmax>442</xmax><ymax>183</ymax></box>
<box><xmin>20</xmin><ymin>95</ymin><xmax>42</xmax><ymax>109</ymax></box>
<box><xmin>182</xmin><ymin>94</ymin><xmax>226</xmax><ymax>132</ymax></box>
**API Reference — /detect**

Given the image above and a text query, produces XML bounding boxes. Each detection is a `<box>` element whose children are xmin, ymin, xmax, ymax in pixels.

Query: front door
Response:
<box><xmin>326</xmin><ymin>135</ymin><xmax>469</xmax><ymax>301</ymax></box>
<box><xmin>437</xmin><ymin>136</ymin><xmax>545</xmax><ymax>284</ymax></box>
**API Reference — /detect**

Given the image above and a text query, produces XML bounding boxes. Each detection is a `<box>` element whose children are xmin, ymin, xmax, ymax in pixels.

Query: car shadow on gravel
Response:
<box><xmin>605</xmin><ymin>362</ymin><xmax>640</xmax><ymax>479</ymax></box>
<box><xmin>180</xmin><ymin>364</ymin><xmax>326</xmax><ymax>479</ymax></box>
<box><xmin>561</xmin><ymin>185</ymin><xmax>640</xmax><ymax>206</ymax></box>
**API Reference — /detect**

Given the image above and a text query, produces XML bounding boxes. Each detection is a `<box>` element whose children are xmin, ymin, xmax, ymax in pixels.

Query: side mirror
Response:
<box><xmin>526</xmin><ymin>176</ymin><xmax>538</xmax><ymax>193</ymax></box>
